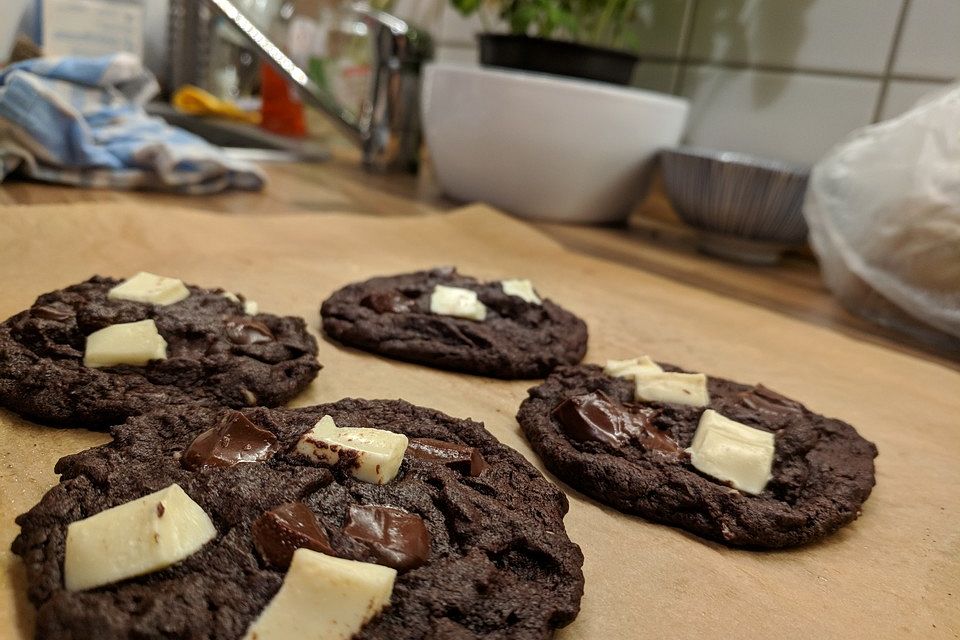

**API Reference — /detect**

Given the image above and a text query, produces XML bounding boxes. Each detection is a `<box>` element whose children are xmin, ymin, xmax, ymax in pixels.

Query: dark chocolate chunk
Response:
<box><xmin>738</xmin><ymin>384</ymin><xmax>804</xmax><ymax>418</ymax></box>
<box><xmin>552</xmin><ymin>391</ymin><xmax>629</xmax><ymax>447</ymax></box>
<box><xmin>361</xmin><ymin>290</ymin><xmax>416</xmax><ymax>314</ymax></box>
<box><xmin>33</xmin><ymin>305</ymin><xmax>74</xmax><ymax>321</ymax></box>
<box><xmin>181</xmin><ymin>410</ymin><xmax>278</xmax><ymax>470</ymax></box>
<box><xmin>225</xmin><ymin>318</ymin><xmax>274</xmax><ymax>345</ymax></box>
<box><xmin>407</xmin><ymin>437</ymin><xmax>489</xmax><ymax>476</ymax></box>
<box><xmin>343</xmin><ymin>504</ymin><xmax>431</xmax><ymax>572</ymax></box>
<box><xmin>551</xmin><ymin>391</ymin><xmax>681</xmax><ymax>456</ymax></box>
<box><xmin>252</xmin><ymin>502</ymin><xmax>335</xmax><ymax>568</ymax></box>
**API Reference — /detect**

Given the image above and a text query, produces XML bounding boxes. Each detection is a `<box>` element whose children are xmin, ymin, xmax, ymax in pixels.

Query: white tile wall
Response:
<box><xmin>688</xmin><ymin>0</ymin><xmax>902</xmax><ymax>74</ymax></box>
<box><xmin>679</xmin><ymin>66</ymin><xmax>878</xmax><ymax>165</ymax></box>
<box><xmin>631</xmin><ymin>0</ymin><xmax>692</xmax><ymax>58</ymax></box>
<box><xmin>894</xmin><ymin>0</ymin><xmax>960</xmax><ymax>79</ymax></box>
<box><xmin>880</xmin><ymin>80</ymin><xmax>951</xmax><ymax>120</ymax></box>
<box><xmin>434</xmin><ymin>4</ymin><xmax>501</xmax><ymax>45</ymax></box>
<box><xmin>418</xmin><ymin>0</ymin><xmax>956</xmax><ymax>165</ymax></box>
<box><xmin>633</xmin><ymin>61</ymin><xmax>678</xmax><ymax>94</ymax></box>
<box><xmin>434</xmin><ymin>44</ymin><xmax>478</xmax><ymax>66</ymax></box>
<box><xmin>390</xmin><ymin>0</ymin><xmax>446</xmax><ymax>34</ymax></box>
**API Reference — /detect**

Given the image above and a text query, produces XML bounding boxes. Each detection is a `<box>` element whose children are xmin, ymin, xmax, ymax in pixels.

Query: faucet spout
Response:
<box><xmin>202</xmin><ymin>0</ymin><xmax>431</xmax><ymax>172</ymax></box>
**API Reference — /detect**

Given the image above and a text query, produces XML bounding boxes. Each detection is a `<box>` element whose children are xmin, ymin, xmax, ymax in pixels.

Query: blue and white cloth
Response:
<box><xmin>0</xmin><ymin>53</ymin><xmax>265</xmax><ymax>193</ymax></box>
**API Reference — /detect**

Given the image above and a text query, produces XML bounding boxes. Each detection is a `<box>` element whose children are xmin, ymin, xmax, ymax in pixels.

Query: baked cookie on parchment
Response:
<box><xmin>321</xmin><ymin>268</ymin><xmax>587</xmax><ymax>379</ymax></box>
<box><xmin>517</xmin><ymin>359</ymin><xmax>877</xmax><ymax>548</ymax></box>
<box><xmin>0</xmin><ymin>273</ymin><xmax>319</xmax><ymax>429</ymax></box>
<box><xmin>13</xmin><ymin>399</ymin><xmax>584</xmax><ymax>639</ymax></box>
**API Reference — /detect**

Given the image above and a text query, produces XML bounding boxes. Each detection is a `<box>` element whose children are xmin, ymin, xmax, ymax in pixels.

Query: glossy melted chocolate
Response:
<box><xmin>406</xmin><ymin>438</ymin><xmax>489</xmax><ymax>477</ymax></box>
<box><xmin>552</xmin><ymin>390</ymin><xmax>683</xmax><ymax>456</ymax></box>
<box><xmin>181</xmin><ymin>410</ymin><xmax>279</xmax><ymax>470</ymax></box>
<box><xmin>224</xmin><ymin>318</ymin><xmax>274</xmax><ymax>345</ymax></box>
<box><xmin>343</xmin><ymin>504</ymin><xmax>431</xmax><ymax>572</ymax></box>
<box><xmin>33</xmin><ymin>305</ymin><xmax>74</xmax><ymax>321</ymax></box>
<box><xmin>361</xmin><ymin>290</ymin><xmax>417</xmax><ymax>314</ymax></box>
<box><xmin>251</xmin><ymin>502</ymin><xmax>334</xmax><ymax>568</ymax></box>
<box><xmin>738</xmin><ymin>384</ymin><xmax>804</xmax><ymax>417</ymax></box>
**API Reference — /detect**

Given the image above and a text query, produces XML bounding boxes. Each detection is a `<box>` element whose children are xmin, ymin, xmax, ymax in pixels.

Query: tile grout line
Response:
<box><xmin>872</xmin><ymin>0</ymin><xmax>913</xmax><ymax>122</ymax></box>
<box><xmin>636</xmin><ymin>55</ymin><xmax>954</xmax><ymax>85</ymax></box>
<box><xmin>670</xmin><ymin>0</ymin><xmax>700</xmax><ymax>96</ymax></box>
<box><xmin>433</xmin><ymin>36</ymin><xmax>955</xmax><ymax>87</ymax></box>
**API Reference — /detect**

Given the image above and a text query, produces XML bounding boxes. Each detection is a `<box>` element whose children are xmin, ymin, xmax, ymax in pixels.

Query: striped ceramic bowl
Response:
<box><xmin>660</xmin><ymin>147</ymin><xmax>810</xmax><ymax>263</ymax></box>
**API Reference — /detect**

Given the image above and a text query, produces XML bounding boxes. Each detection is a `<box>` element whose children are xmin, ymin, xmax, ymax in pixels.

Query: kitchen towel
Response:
<box><xmin>0</xmin><ymin>53</ymin><xmax>264</xmax><ymax>193</ymax></box>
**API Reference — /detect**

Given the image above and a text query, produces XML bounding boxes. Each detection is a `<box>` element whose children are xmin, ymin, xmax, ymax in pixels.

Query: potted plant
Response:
<box><xmin>450</xmin><ymin>0</ymin><xmax>647</xmax><ymax>85</ymax></box>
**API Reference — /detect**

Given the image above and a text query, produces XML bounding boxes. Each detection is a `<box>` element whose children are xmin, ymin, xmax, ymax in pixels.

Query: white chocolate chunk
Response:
<box><xmin>686</xmin><ymin>409</ymin><xmax>775</xmax><ymax>495</ymax></box>
<box><xmin>221</xmin><ymin>291</ymin><xmax>257</xmax><ymax>314</ymax></box>
<box><xmin>500</xmin><ymin>278</ymin><xmax>541</xmax><ymax>304</ymax></box>
<box><xmin>634</xmin><ymin>372</ymin><xmax>710</xmax><ymax>407</ymax></box>
<box><xmin>429</xmin><ymin>285</ymin><xmax>487</xmax><ymax>321</ymax></box>
<box><xmin>297</xmin><ymin>415</ymin><xmax>408</xmax><ymax>484</ymax></box>
<box><xmin>604</xmin><ymin>356</ymin><xmax>664</xmax><ymax>379</ymax></box>
<box><xmin>64</xmin><ymin>484</ymin><xmax>216</xmax><ymax>591</ymax></box>
<box><xmin>83</xmin><ymin>319</ymin><xmax>168</xmax><ymax>368</ymax></box>
<box><xmin>108</xmin><ymin>271</ymin><xmax>189</xmax><ymax>306</ymax></box>
<box><xmin>243</xmin><ymin>548</ymin><xmax>395</xmax><ymax>640</ymax></box>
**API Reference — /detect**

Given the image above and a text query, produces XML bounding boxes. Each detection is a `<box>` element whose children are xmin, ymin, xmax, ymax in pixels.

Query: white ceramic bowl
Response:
<box><xmin>422</xmin><ymin>63</ymin><xmax>689</xmax><ymax>223</ymax></box>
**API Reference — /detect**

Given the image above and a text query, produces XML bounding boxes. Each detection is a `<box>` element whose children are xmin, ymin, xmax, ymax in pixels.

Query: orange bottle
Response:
<box><xmin>259</xmin><ymin>62</ymin><xmax>308</xmax><ymax>138</ymax></box>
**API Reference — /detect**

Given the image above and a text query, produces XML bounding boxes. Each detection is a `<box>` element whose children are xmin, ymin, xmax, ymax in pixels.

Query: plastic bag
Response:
<box><xmin>804</xmin><ymin>84</ymin><xmax>960</xmax><ymax>348</ymax></box>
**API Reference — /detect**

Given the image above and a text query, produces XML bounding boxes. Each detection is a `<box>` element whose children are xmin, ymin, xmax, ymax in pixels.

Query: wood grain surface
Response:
<box><xmin>0</xmin><ymin>203</ymin><xmax>957</xmax><ymax>639</ymax></box>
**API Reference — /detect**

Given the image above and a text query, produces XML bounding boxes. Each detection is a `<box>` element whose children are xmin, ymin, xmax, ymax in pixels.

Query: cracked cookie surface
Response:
<box><xmin>517</xmin><ymin>364</ymin><xmax>877</xmax><ymax>548</ymax></box>
<box><xmin>321</xmin><ymin>269</ymin><xmax>587</xmax><ymax>379</ymax></box>
<box><xmin>0</xmin><ymin>276</ymin><xmax>320</xmax><ymax>429</ymax></box>
<box><xmin>13</xmin><ymin>400</ymin><xmax>584</xmax><ymax>639</ymax></box>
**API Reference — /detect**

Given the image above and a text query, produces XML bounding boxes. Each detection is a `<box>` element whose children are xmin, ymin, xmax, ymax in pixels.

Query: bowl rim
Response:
<box><xmin>661</xmin><ymin>145</ymin><xmax>810</xmax><ymax>177</ymax></box>
<box><xmin>424</xmin><ymin>62</ymin><xmax>690</xmax><ymax>112</ymax></box>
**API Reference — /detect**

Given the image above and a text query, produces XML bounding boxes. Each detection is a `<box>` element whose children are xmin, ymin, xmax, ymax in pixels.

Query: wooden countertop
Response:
<box><xmin>1</xmin><ymin>144</ymin><xmax>955</xmax><ymax>370</ymax></box>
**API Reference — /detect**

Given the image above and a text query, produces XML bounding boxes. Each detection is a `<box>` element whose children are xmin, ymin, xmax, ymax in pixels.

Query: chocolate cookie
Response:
<box><xmin>321</xmin><ymin>268</ymin><xmax>588</xmax><ymax>378</ymax></box>
<box><xmin>517</xmin><ymin>364</ymin><xmax>878</xmax><ymax>548</ymax></box>
<box><xmin>0</xmin><ymin>275</ymin><xmax>320</xmax><ymax>429</ymax></box>
<box><xmin>13</xmin><ymin>399</ymin><xmax>584</xmax><ymax>639</ymax></box>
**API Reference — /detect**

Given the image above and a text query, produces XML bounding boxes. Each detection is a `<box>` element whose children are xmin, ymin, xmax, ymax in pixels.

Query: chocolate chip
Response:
<box><xmin>252</xmin><ymin>502</ymin><xmax>334</xmax><ymax>568</ymax></box>
<box><xmin>342</xmin><ymin>505</ymin><xmax>431</xmax><ymax>572</ymax></box>
<box><xmin>552</xmin><ymin>391</ymin><xmax>683</xmax><ymax>457</ymax></box>
<box><xmin>181</xmin><ymin>410</ymin><xmax>278</xmax><ymax>471</ymax></box>
<box><xmin>361</xmin><ymin>290</ymin><xmax>416</xmax><ymax>314</ymax></box>
<box><xmin>225</xmin><ymin>318</ymin><xmax>274</xmax><ymax>345</ymax></box>
<box><xmin>407</xmin><ymin>438</ymin><xmax>488</xmax><ymax>477</ymax></box>
<box><xmin>738</xmin><ymin>384</ymin><xmax>804</xmax><ymax>417</ymax></box>
<box><xmin>33</xmin><ymin>305</ymin><xmax>74</xmax><ymax>321</ymax></box>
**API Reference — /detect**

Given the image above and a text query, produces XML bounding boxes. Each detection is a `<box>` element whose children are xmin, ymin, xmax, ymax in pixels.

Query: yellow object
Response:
<box><xmin>172</xmin><ymin>85</ymin><xmax>261</xmax><ymax>125</ymax></box>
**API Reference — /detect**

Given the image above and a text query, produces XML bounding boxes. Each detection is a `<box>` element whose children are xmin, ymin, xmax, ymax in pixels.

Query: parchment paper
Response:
<box><xmin>0</xmin><ymin>203</ymin><xmax>957</xmax><ymax>639</ymax></box>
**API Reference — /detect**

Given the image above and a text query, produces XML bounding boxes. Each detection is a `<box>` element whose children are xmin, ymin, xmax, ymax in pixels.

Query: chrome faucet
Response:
<box><xmin>201</xmin><ymin>0</ymin><xmax>432</xmax><ymax>173</ymax></box>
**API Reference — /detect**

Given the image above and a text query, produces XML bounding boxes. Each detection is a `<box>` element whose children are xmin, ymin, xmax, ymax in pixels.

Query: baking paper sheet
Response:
<box><xmin>0</xmin><ymin>203</ymin><xmax>957</xmax><ymax>639</ymax></box>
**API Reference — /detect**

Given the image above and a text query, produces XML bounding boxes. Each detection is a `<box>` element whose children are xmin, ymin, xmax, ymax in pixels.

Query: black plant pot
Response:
<box><xmin>478</xmin><ymin>34</ymin><xmax>639</xmax><ymax>86</ymax></box>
